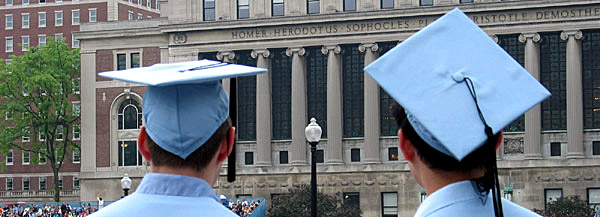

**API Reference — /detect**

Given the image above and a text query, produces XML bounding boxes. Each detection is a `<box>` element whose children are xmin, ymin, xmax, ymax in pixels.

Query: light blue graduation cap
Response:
<box><xmin>364</xmin><ymin>8</ymin><xmax>550</xmax><ymax>161</ymax></box>
<box><xmin>99</xmin><ymin>60</ymin><xmax>267</xmax><ymax>159</ymax></box>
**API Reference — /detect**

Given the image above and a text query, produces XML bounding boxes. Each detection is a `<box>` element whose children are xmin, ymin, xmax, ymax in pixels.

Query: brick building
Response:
<box><xmin>0</xmin><ymin>0</ymin><xmax>159</xmax><ymax>202</ymax></box>
<box><xmin>75</xmin><ymin>0</ymin><xmax>600</xmax><ymax>216</ymax></box>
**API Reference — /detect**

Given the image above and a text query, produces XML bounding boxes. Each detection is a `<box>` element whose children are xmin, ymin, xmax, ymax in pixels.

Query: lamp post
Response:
<box><xmin>120</xmin><ymin>173</ymin><xmax>132</xmax><ymax>197</ymax></box>
<box><xmin>305</xmin><ymin>118</ymin><xmax>322</xmax><ymax>217</ymax></box>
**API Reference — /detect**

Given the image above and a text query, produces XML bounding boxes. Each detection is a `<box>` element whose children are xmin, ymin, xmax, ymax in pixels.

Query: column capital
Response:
<box><xmin>285</xmin><ymin>47</ymin><xmax>306</xmax><ymax>57</ymax></box>
<box><xmin>490</xmin><ymin>34</ymin><xmax>499</xmax><ymax>44</ymax></box>
<box><xmin>518</xmin><ymin>33</ymin><xmax>541</xmax><ymax>43</ymax></box>
<box><xmin>216</xmin><ymin>51</ymin><xmax>236</xmax><ymax>61</ymax></box>
<box><xmin>321</xmin><ymin>45</ymin><xmax>341</xmax><ymax>55</ymax></box>
<box><xmin>251</xmin><ymin>49</ymin><xmax>271</xmax><ymax>59</ymax></box>
<box><xmin>358</xmin><ymin>43</ymin><xmax>379</xmax><ymax>53</ymax></box>
<box><xmin>560</xmin><ymin>30</ymin><xmax>583</xmax><ymax>41</ymax></box>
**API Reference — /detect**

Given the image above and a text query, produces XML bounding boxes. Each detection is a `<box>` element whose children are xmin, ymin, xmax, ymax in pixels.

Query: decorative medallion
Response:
<box><xmin>173</xmin><ymin>33</ymin><xmax>187</xmax><ymax>44</ymax></box>
<box><xmin>503</xmin><ymin>137</ymin><xmax>524</xmax><ymax>154</ymax></box>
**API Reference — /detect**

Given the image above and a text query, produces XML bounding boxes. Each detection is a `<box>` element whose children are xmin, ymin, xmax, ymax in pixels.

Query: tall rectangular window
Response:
<box><xmin>128</xmin><ymin>11</ymin><xmax>134</xmax><ymax>20</ymax></box>
<box><xmin>236</xmin><ymin>51</ymin><xmax>257</xmax><ymax>141</ymax></box>
<box><xmin>22</xmin><ymin>151</ymin><xmax>30</xmax><ymax>165</ymax></box>
<box><xmin>23</xmin><ymin>0</ymin><xmax>28</xmax><ymax>5</ymax></box>
<box><xmin>244</xmin><ymin>152</ymin><xmax>254</xmax><ymax>165</ymax></box>
<box><xmin>6</xmin><ymin>37</ymin><xmax>13</xmax><ymax>52</ymax></box>
<box><xmin>89</xmin><ymin>9</ymin><xmax>97</xmax><ymax>22</ymax></box>
<box><xmin>73</xmin><ymin>37</ymin><xmax>79</xmax><ymax>48</ymax></box>
<box><xmin>118</xmin><ymin>141</ymin><xmax>143</xmax><ymax>166</ymax></box>
<box><xmin>23</xmin><ymin>177</ymin><xmax>29</xmax><ymax>190</ymax></box>
<box><xmin>272</xmin><ymin>0</ymin><xmax>284</xmax><ymax>16</ymax></box>
<box><xmin>6</xmin><ymin>0</ymin><xmax>12</xmax><ymax>6</ymax></box>
<box><xmin>550</xmin><ymin>142</ymin><xmax>561</xmax><ymax>156</ymax></box>
<box><xmin>56</xmin><ymin>125</ymin><xmax>63</xmax><ymax>140</ymax></box>
<box><xmin>22</xmin><ymin>13</ymin><xmax>29</xmax><ymax>28</ymax></box>
<box><xmin>420</xmin><ymin>0</ymin><xmax>433</xmax><ymax>6</ymax></box>
<box><xmin>54</xmin><ymin>33</ymin><xmax>63</xmax><ymax>42</ymax></box>
<box><xmin>38</xmin><ymin>12</ymin><xmax>46</xmax><ymax>27</ymax></box>
<box><xmin>73</xmin><ymin>176</ymin><xmax>80</xmax><ymax>189</ymax></box>
<box><xmin>130</xmin><ymin>52</ymin><xmax>140</xmax><ymax>68</ymax></box>
<box><xmin>460</xmin><ymin>0</ymin><xmax>473</xmax><ymax>3</ymax></box>
<box><xmin>58</xmin><ymin>176</ymin><xmax>63</xmax><ymax>189</ymax></box>
<box><xmin>378</xmin><ymin>42</ymin><xmax>398</xmax><ymax>136</ymax></box>
<box><xmin>203</xmin><ymin>0</ymin><xmax>215</xmax><ymax>21</ymax></box>
<box><xmin>138</xmin><ymin>13</ymin><xmax>143</xmax><ymax>20</ymax></box>
<box><xmin>279</xmin><ymin>151</ymin><xmax>288</xmax><ymax>164</ymax></box>
<box><xmin>381</xmin><ymin>0</ymin><xmax>393</xmax><ymax>9</ymax></box>
<box><xmin>382</xmin><ymin>192</ymin><xmax>398</xmax><ymax>217</ymax></box>
<box><xmin>238</xmin><ymin>0</ymin><xmax>249</xmax><ymax>19</ymax></box>
<box><xmin>342</xmin><ymin>44</ymin><xmax>364</xmax><ymax>138</ymax></box>
<box><xmin>117</xmin><ymin>53</ymin><xmax>127</xmax><ymax>70</ymax></box>
<box><xmin>583</xmin><ymin>30</ymin><xmax>600</xmax><ymax>129</ymax></box>
<box><xmin>72</xmin><ymin>10</ymin><xmax>80</xmax><ymax>25</ymax></box>
<box><xmin>39</xmin><ymin>177</ymin><xmax>46</xmax><ymax>190</ymax></box>
<box><xmin>343</xmin><ymin>192</ymin><xmax>360</xmax><ymax>208</ymax></box>
<box><xmin>350</xmin><ymin>148</ymin><xmax>360</xmax><ymax>162</ymax></box>
<box><xmin>545</xmin><ymin>189</ymin><xmax>562</xmax><ymax>209</ymax></box>
<box><xmin>6</xmin><ymin>150</ymin><xmax>13</xmax><ymax>165</ymax></box>
<box><xmin>498</xmin><ymin>34</ymin><xmax>525</xmax><ymax>132</ymax></box>
<box><xmin>147</xmin><ymin>0</ymin><xmax>151</xmax><ymax>7</ymax></box>
<box><xmin>588</xmin><ymin>188</ymin><xmax>600</xmax><ymax>211</ymax></box>
<box><xmin>22</xmin><ymin>127</ymin><xmax>30</xmax><ymax>142</ymax></box>
<box><xmin>6</xmin><ymin>178</ymin><xmax>12</xmax><ymax>191</ymax></box>
<box><xmin>593</xmin><ymin>141</ymin><xmax>600</xmax><ymax>155</ymax></box>
<box><xmin>307</xmin><ymin>0</ymin><xmax>319</xmax><ymax>14</ymax></box>
<box><xmin>73</xmin><ymin>102</ymin><xmax>80</xmax><ymax>116</ymax></box>
<box><xmin>315</xmin><ymin>149</ymin><xmax>324</xmax><ymax>163</ymax></box>
<box><xmin>306</xmin><ymin>46</ymin><xmax>327</xmax><ymax>138</ymax></box>
<box><xmin>38</xmin><ymin>153</ymin><xmax>46</xmax><ymax>164</ymax></box>
<box><xmin>40</xmin><ymin>0</ymin><xmax>45</xmax><ymax>3</ymax></box>
<box><xmin>388</xmin><ymin>147</ymin><xmax>398</xmax><ymax>161</ymax></box>
<box><xmin>271</xmin><ymin>49</ymin><xmax>292</xmax><ymax>140</ymax></box>
<box><xmin>540</xmin><ymin>32</ymin><xmax>566</xmax><ymax>131</ymax></box>
<box><xmin>73</xmin><ymin>148</ymin><xmax>81</xmax><ymax>163</ymax></box>
<box><xmin>5</xmin><ymin>14</ymin><xmax>13</xmax><ymax>29</ymax></box>
<box><xmin>73</xmin><ymin>124</ymin><xmax>80</xmax><ymax>140</ymax></box>
<box><xmin>55</xmin><ymin>11</ymin><xmax>63</xmax><ymax>26</ymax></box>
<box><xmin>21</xmin><ymin>36</ymin><xmax>29</xmax><ymax>51</ymax></box>
<box><xmin>343</xmin><ymin>0</ymin><xmax>356</xmax><ymax>11</ymax></box>
<box><xmin>137</xmin><ymin>0</ymin><xmax>141</xmax><ymax>5</ymax></box>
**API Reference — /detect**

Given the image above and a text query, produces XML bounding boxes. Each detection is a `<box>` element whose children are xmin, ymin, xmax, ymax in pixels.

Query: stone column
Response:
<box><xmin>80</xmin><ymin>50</ymin><xmax>97</xmax><ymax>173</ymax></box>
<box><xmin>561</xmin><ymin>30</ymin><xmax>585</xmax><ymax>159</ymax></box>
<box><xmin>286</xmin><ymin>47</ymin><xmax>308</xmax><ymax>165</ymax></box>
<box><xmin>519</xmin><ymin>33</ymin><xmax>543</xmax><ymax>160</ymax></box>
<box><xmin>252</xmin><ymin>49</ymin><xmax>273</xmax><ymax>166</ymax></box>
<box><xmin>321</xmin><ymin>45</ymin><xmax>343</xmax><ymax>165</ymax></box>
<box><xmin>359</xmin><ymin>43</ymin><xmax>381</xmax><ymax>164</ymax></box>
<box><xmin>217</xmin><ymin>51</ymin><xmax>236</xmax><ymax>95</ymax></box>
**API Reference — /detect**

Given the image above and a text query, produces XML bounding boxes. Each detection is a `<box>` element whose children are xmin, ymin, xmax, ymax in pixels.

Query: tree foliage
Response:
<box><xmin>268</xmin><ymin>184</ymin><xmax>361</xmax><ymax>217</ymax></box>
<box><xmin>534</xmin><ymin>196</ymin><xmax>596</xmax><ymax>217</ymax></box>
<box><xmin>0</xmin><ymin>38</ymin><xmax>80</xmax><ymax>202</ymax></box>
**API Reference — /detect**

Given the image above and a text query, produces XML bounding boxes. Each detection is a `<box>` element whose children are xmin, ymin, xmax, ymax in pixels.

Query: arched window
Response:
<box><xmin>118</xmin><ymin>99</ymin><xmax>142</xmax><ymax>130</ymax></box>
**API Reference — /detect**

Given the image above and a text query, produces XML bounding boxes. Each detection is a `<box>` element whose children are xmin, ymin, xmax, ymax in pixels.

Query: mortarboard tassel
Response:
<box><xmin>228</xmin><ymin>77</ymin><xmax>237</xmax><ymax>183</ymax></box>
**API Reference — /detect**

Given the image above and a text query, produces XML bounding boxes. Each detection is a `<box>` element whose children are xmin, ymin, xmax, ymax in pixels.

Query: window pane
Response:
<box><xmin>593</xmin><ymin>141</ymin><xmax>600</xmax><ymax>155</ymax></box>
<box><xmin>239</xmin><ymin>0</ymin><xmax>248</xmax><ymax>5</ymax></box>
<box><xmin>123</xmin><ymin>141</ymin><xmax>138</xmax><ymax>166</ymax></box>
<box><xmin>344</xmin><ymin>0</ymin><xmax>356</xmax><ymax>11</ymax></box>
<box><xmin>545</xmin><ymin>189</ymin><xmax>562</xmax><ymax>205</ymax></box>
<box><xmin>420</xmin><ymin>0</ymin><xmax>433</xmax><ymax>6</ymax></box>
<box><xmin>280</xmin><ymin>151</ymin><xmax>288</xmax><ymax>164</ymax></box>
<box><xmin>306</xmin><ymin>47</ymin><xmax>328</xmax><ymax>138</ymax></box>
<box><xmin>342</xmin><ymin>44</ymin><xmax>364</xmax><ymax>138</ymax></box>
<box><xmin>315</xmin><ymin>149</ymin><xmax>324</xmax><ymax>163</ymax></box>
<box><xmin>245</xmin><ymin>152</ymin><xmax>254</xmax><ymax>165</ymax></box>
<box><xmin>351</xmin><ymin>148</ymin><xmax>360</xmax><ymax>162</ymax></box>
<box><xmin>308</xmin><ymin>0</ymin><xmax>320</xmax><ymax>14</ymax></box>
<box><xmin>273</xmin><ymin>3</ymin><xmax>284</xmax><ymax>16</ymax></box>
<box><xmin>117</xmin><ymin>54</ymin><xmax>127</xmax><ymax>70</ymax></box>
<box><xmin>388</xmin><ymin>147</ymin><xmax>398</xmax><ymax>161</ymax></box>
<box><xmin>130</xmin><ymin>53</ymin><xmax>140</xmax><ymax>68</ymax></box>
<box><xmin>540</xmin><ymin>32</ymin><xmax>566</xmax><ymax>131</ymax></box>
<box><xmin>381</xmin><ymin>0</ymin><xmax>393</xmax><ymax>9</ymax></box>
<box><xmin>238</xmin><ymin>6</ymin><xmax>249</xmax><ymax>19</ymax></box>
<box><xmin>460</xmin><ymin>0</ymin><xmax>473</xmax><ymax>2</ymax></box>
<box><xmin>204</xmin><ymin>8</ymin><xmax>215</xmax><ymax>21</ymax></box>
<box><xmin>550</xmin><ymin>142</ymin><xmax>561</xmax><ymax>156</ymax></box>
<box><xmin>236</xmin><ymin>51</ymin><xmax>257</xmax><ymax>141</ymax></box>
<box><xmin>343</xmin><ymin>192</ymin><xmax>360</xmax><ymax>208</ymax></box>
<box><xmin>588</xmin><ymin>189</ymin><xmax>600</xmax><ymax>211</ymax></box>
<box><xmin>204</xmin><ymin>0</ymin><xmax>215</xmax><ymax>8</ymax></box>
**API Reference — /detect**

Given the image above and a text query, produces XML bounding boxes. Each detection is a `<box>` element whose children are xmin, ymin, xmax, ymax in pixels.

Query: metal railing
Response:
<box><xmin>0</xmin><ymin>190</ymin><xmax>79</xmax><ymax>198</ymax></box>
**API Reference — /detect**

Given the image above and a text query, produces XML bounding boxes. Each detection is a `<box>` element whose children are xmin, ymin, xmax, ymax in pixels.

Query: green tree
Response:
<box><xmin>0</xmin><ymin>38</ymin><xmax>80</xmax><ymax>202</ymax></box>
<box><xmin>268</xmin><ymin>184</ymin><xmax>361</xmax><ymax>217</ymax></box>
<box><xmin>534</xmin><ymin>196</ymin><xmax>596</xmax><ymax>217</ymax></box>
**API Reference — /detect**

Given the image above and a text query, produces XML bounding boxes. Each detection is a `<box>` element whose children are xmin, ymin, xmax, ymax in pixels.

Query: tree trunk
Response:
<box><xmin>53</xmin><ymin>169</ymin><xmax>60</xmax><ymax>202</ymax></box>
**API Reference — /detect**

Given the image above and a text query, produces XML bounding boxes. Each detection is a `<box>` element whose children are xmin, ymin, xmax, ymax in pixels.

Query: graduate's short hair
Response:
<box><xmin>146</xmin><ymin>118</ymin><xmax>232</xmax><ymax>172</ymax></box>
<box><xmin>391</xmin><ymin>102</ymin><xmax>499</xmax><ymax>172</ymax></box>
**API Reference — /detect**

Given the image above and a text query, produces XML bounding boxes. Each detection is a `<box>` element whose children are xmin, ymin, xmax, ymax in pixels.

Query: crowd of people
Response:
<box><xmin>0</xmin><ymin>202</ymin><xmax>98</xmax><ymax>217</ymax></box>
<box><xmin>220</xmin><ymin>197</ymin><xmax>261</xmax><ymax>217</ymax></box>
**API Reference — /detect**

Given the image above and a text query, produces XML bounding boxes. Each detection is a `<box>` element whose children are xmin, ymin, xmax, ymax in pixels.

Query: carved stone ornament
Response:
<box><xmin>365</xmin><ymin>180</ymin><xmax>375</xmax><ymax>186</ymax></box>
<box><xmin>560</xmin><ymin>30</ymin><xmax>583</xmax><ymax>41</ymax></box>
<box><xmin>216</xmin><ymin>51</ymin><xmax>236</xmax><ymax>62</ymax></box>
<box><xmin>518</xmin><ymin>33</ymin><xmax>541</xmax><ymax>43</ymax></box>
<box><xmin>251</xmin><ymin>49</ymin><xmax>271</xmax><ymax>59</ymax></box>
<box><xmin>340</xmin><ymin>181</ymin><xmax>349</xmax><ymax>186</ymax></box>
<box><xmin>173</xmin><ymin>33</ymin><xmax>187</xmax><ymax>44</ymax></box>
<box><xmin>358</xmin><ymin>43</ymin><xmax>379</xmax><ymax>53</ymax></box>
<box><xmin>321</xmin><ymin>45</ymin><xmax>341</xmax><ymax>55</ymax></box>
<box><xmin>503</xmin><ymin>137</ymin><xmax>524</xmax><ymax>154</ymax></box>
<box><xmin>285</xmin><ymin>47</ymin><xmax>306</xmax><ymax>57</ymax></box>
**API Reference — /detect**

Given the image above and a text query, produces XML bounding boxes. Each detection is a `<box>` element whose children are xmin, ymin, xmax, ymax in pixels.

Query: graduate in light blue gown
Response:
<box><xmin>365</xmin><ymin>8</ymin><xmax>549</xmax><ymax>217</ymax></box>
<box><xmin>89</xmin><ymin>60</ymin><xmax>266</xmax><ymax>217</ymax></box>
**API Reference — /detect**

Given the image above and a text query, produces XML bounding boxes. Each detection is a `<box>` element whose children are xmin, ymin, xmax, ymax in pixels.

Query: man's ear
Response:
<box><xmin>398</xmin><ymin>129</ymin><xmax>416</xmax><ymax>162</ymax></box>
<box><xmin>216</xmin><ymin>127</ymin><xmax>236</xmax><ymax>162</ymax></box>
<box><xmin>496</xmin><ymin>130</ymin><xmax>504</xmax><ymax>152</ymax></box>
<box><xmin>138</xmin><ymin>126</ymin><xmax>152</xmax><ymax>162</ymax></box>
